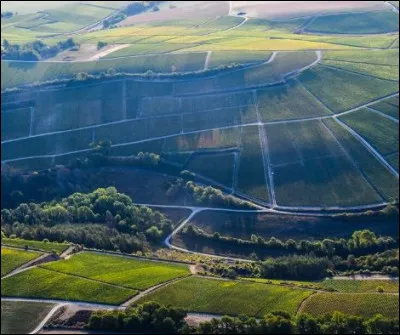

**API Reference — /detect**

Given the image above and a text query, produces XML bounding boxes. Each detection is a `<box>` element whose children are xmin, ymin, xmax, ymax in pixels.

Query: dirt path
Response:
<box><xmin>366</xmin><ymin>106</ymin><xmax>399</xmax><ymax>124</ymax></box>
<box><xmin>1</xmin><ymin>252</ymin><xmax>50</xmax><ymax>279</ymax></box>
<box><xmin>30</xmin><ymin>304</ymin><xmax>67</xmax><ymax>334</ymax></box>
<box><xmin>88</xmin><ymin>44</ymin><xmax>130</xmax><ymax>61</ymax></box>
<box><xmin>204</xmin><ymin>51</ymin><xmax>212</xmax><ymax>70</ymax></box>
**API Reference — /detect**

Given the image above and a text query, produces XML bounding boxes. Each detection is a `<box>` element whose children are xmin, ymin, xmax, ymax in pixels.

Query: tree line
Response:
<box><xmin>81</xmin><ymin>302</ymin><xmax>399</xmax><ymax>334</ymax></box>
<box><xmin>182</xmin><ymin>224</ymin><xmax>398</xmax><ymax>259</ymax></box>
<box><xmin>1</xmin><ymin>38</ymin><xmax>78</xmax><ymax>61</ymax></box>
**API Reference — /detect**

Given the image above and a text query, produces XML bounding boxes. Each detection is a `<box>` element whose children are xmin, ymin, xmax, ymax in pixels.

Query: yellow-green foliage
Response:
<box><xmin>139</xmin><ymin>276</ymin><xmax>313</xmax><ymax>316</ymax></box>
<box><xmin>301</xmin><ymin>293</ymin><xmax>399</xmax><ymax>318</ymax></box>
<box><xmin>1</xmin><ymin>267</ymin><xmax>137</xmax><ymax>305</ymax></box>
<box><xmin>42</xmin><ymin>251</ymin><xmax>190</xmax><ymax>290</ymax></box>
<box><xmin>2</xmin><ymin>238</ymin><xmax>69</xmax><ymax>255</ymax></box>
<box><xmin>1</xmin><ymin>247</ymin><xmax>42</xmax><ymax>276</ymax></box>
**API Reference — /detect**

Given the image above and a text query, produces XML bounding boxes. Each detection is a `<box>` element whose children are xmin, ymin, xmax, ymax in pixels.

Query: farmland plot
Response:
<box><xmin>273</xmin><ymin>155</ymin><xmax>382</xmax><ymax>207</ymax></box>
<box><xmin>182</xmin><ymin>106</ymin><xmax>257</xmax><ymax>132</ymax></box>
<box><xmin>1</xmin><ymin>53</ymin><xmax>208</xmax><ymax>89</ymax></box>
<box><xmin>237</xmin><ymin>126</ymin><xmax>269</xmax><ymax>202</ymax></box>
<box><xmin>111</xmin><ymin>139</ymin><xmax>164</xmax><ymax>157</ymax></box>
<box><xmin>1</xmin><ymin>267</ymin><xmax>136</xmax><ymax>305</ymax></box>
<box><xmin>369</xmin><ymin>100</ymin><xmax>399</xmax><ymax>120</ymax></box>
<box><xmin>322</xmin><ymin>60</ymin><xmax>399</xmax><ymax>81</ymax></box>
<box><xmin>299</xmin><ymin>65</ymin><xmax>399</xmax><ymax>113</ymax></box>
<box><xmin>139</xmin><ymin>276</ymin><xmax>313</xmax><ymax>317</ymax></box>
<box><xmin>42</xmin><ymin>252</ymin><xmax>190</xmax><ymax>290</ymax></box>
<box><xmin>257</xmin><ymin>81</ymin><xmax>332</xmax><ymax>121</ymax></box>
<box><xmin>305</xmin><ymin>10</ymin><xmax>399</xmax><ymax>34</ymax></box>
<box><xmin>173</xmin><ymin>51</ymin><xmax>318</xmax><ymax>95</ymax></box>
<box><xmin>301</xmin><ymin>293</ymin><xmax>399</xmax><ymax>318</ymax></box>
<box><xmin>1</xmin><ymin>108</ymin><xmax>31</xmax><ymax>140</ymax></box>
<box><xmin>339</xmin><ymin>109</ymin><xmax>399</xmax><ymax>156</ymax></box>
<box><xmin>186</xmin><ymin>152</ymin><xmax>235</xmax><ymax>188</ymax></box>
<box><xmin>208</xmin><ymin>51</ymin><xmax>272</xmax><ymax>68</ymax></box>
<box><xmin>266</xmin><ymin>120</ymin><xmax>342</xmax><ymax>166</ymax></box>
<box><xmin>163</xmin><ymin>128</ymin><xmax>240</xmax><ymax>152</ymax></box>
<box><xmin>2</xmin><ymin>238</ymin><xmax>69</xmax><ymax>255</ymax></box>
<box><xmin>127</xmin><ymin>80</ymin><xmax>173</xmax><ymax>98</ymax></box>
<box><xmin>320</xmin><ymin>279</ymin><xmax>399</xmax><ymax>293</ymax></box>
<box><xmin>387</xmin><ymin>154</ymin><xmax>399</xmax><ymax>172</ymax></box>
<box><xmin>323</xmin><ymin>49</ymin><xmax>399</xmax><ymax>66</ymax></box>
<box><xmin>1</xmin><ymin>247</ymin><xmax>42</xmax><ymax>277</ymax></box>
<box><xmin>1</xmin><ymin>301</ymin><xmax>55</xmax><ymax>335</ymax></box>
<box><xmin>1</xmin><ymin>128</ymin><xmax>93</xmax><ymax>161</ymax></box>
<box><xmin>322</xmin><ymin>119</ymin><xmax>399</xmax><ymax>201</ymax></box>
<box><xmin>94</xmin><ymin>120</ymin><xmax>146</xmax><ymax>145</ymax></box>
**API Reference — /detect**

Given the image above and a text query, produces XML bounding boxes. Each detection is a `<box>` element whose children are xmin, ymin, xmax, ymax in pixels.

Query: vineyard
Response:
<box><xmin>1</xmin><ymin>247</ymin><xmax>42</xmax><ymax>276</ymax></box>
<box><xmin>301</xmin><ymin>293</ymin><xmax>399</xmax><ymax>318</ymax></box>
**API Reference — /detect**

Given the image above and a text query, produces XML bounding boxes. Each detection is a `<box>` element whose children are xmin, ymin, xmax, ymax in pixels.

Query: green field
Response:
<box><xmin>1</xmin><ymin>53</ymin><xmax>208</xmax><ymax>89</ymax></box>
<box><xmin>339</xmin><ymin>109</ymin><xmax>399</xmax><ymax>156</ymax></box>
<box><xmin>322</xmin><ymin>118</ymin><xmax>398</xmax><ymax>201</ymax></box>
<box><xmin>1</xmin><ymin>108</ymin><xmax>31</xmax><ymax>141</ymax></box>
<box><xmin>322</xmin><ymin>60</ymin><xmax>399</xmax><ymax>81</ymax></box>
<box><xmin>369</xmin><ymin>98</ymin><xmax>399</xmax><ymax>120</ymax></box>
<box><xmin>299</xmin><ymin>65</ymin><xmax>399</xmax><ymax>113</ymax></box>
<box><xmin>323</xmin><ymin>49</ymin><xmax>399</xmax><ymax>66</ymax></box>
<box><xmin>266</xmin><ymin>120</ymin><xmax>343</xmax><ymax>165</ymax></box>
<box><xmin>186</xmin><ymin>152</ymin><xmax>235</xmax><ymax>187</ymax></box>
<box><xmin>274</xmin><ymin>154</ymin><xmax>382</xmax><ymax>207</ymax></box>
<box><xmin>2</xmin><ymin>238</ymin><xmax>69</xmax><ymax>255</ymax></box>
<box><xmin>138</xmin><ymin>276</ymin><xmax>313</xmax><ymax>317</ymax></box>
<box><xmin>182</xmin><ymin>106</ymin><xmax>256</xmax><ymax>132</ymax></box>
<box><xmin>305</xmin><ymin>11</ymin><xmax>399</xmax><ymax>34</ymax></box>
<box><xmin>320</xmin><ymin>279</ymin><xmax>399</xmax><ymax>293</ymax></box>
<box><xmin>41</xmin><ymin>252</ymin><xmax>190</xmax><ymax>290</ymax></box>
<box><xmin>237</xmin><ymin>126</ymin><xmax>269</xmax><ymax>202</ymax></box>
<box><xmin>208</xmin><ymin>51</ymin><xmax>272</xmax><ymax>68</ymax></box>
<box><xmin>257</xmin><ymin>81</ymin><xmax>332</xmax><ymax>121</ymax></box>
<box><xmin>104</xmin><ymin>43</ymin><xmax>197</xmax><ymax>58</ymax></box>
<box><xmin>1</xmin><ymin>247</ymin><xmax>42</xmax><ymax>277</ymax></box>
<box><xmin>163</xmin><ymin>128</ymin><xmax>240</xmax><ymax>152</ymax></box>
<box><xmin>1</xmin><ymin>301</ymin><xmax>55</xmax><ymax>334</ymax></box>
<box><xmin>1</xmin><ymin>267</ymin><xmax>137</xmax><ymax>304</ymax></box>
<box><xmin>387</xmin><ymin>154</ymin><xmax>399</xmax><ymax>172</ymax></box>
<box><xmin>301</xmin><ymin>293</ymin><xmax>399</xmax><ymax>318</ymax></box>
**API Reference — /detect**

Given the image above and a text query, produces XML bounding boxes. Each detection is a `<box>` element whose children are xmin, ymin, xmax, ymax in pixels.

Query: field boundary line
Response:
<box><xmin>366</xmin><ymin>106</ymin><xmax>399</xmax><ymax>123</ymax></box>
<box><xmin>333</xmin><ymin>117</ymin><xmax>399</xmax><ymax>178</ymax></box>
<box><xmin>296</xmin><ymin>291</ymin><xmax>318</xmax><ymax>315</ymax></box>
<box><xmin>36</xmin><ymin>266</ymin><xmax>140</xmax><ymax>292</ymax></box>
<box><xmin>253</xmin><ymin>90</ymin><xmax>276</xmax><ymax>207</ymax></box>
<box><xmin>319</xmin><ymin>62</ymin><xmax>400</xmax><ymax>83</ymax></box>
<box><xmin>320</xmin><ymin>120</ymin><xmax>386</xmax><ymax>201</ymax></box>
<box><xmin>296</xmin><ymin>79</ymin><xmax>336</xmax><ymax>114</ymax></box>
<box><xmin>1</xmin><ymin>251</ymin><xmax>49</xmax><ymax>279</ymax></box>
<box><xmin>0</xmin><ymin>297</ymin><xmax>122</xmax><ymax>310</ymax></box>
<box><xmin>120</xmin><ymin>275</ymin><xmax>192</xmax><ymax>307</ymax></box>
<box><xmin>321</xmin><ymin>58</ymin><xmax>399</xmax><ymax>68</ymax></box>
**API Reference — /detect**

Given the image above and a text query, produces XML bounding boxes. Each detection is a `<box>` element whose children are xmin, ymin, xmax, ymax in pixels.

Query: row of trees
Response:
<box><xmin>2</xmin><ymin>38</ymin><xmax>78</xmax><ymax>61</ymax></box>
<box><xmin>166</xmin><ymin>178</ymin><xmax>257</xmax><ymax>209</ymax></box>
<box><xmin>85</xmin><ymin>302</ymin><xmax>399</xmax><ymax>334</ymax></box>
<box><xmin>202</xmin><ymin>249</ymin><xmax>399</xmax><ymax>280</ymax></box>
<box><xmin>196</xmin><ymin>312</ymin><xmax>399</xmax><ymax>334</ymax></box>
<box><xmin>182</xmin><ymin>225</ymin><xmax>398</xmax><ymax>259</ymax></box>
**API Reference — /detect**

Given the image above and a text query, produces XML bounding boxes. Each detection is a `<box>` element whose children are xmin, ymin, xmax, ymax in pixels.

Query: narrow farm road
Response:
<box><xmin>1</xmin><ymin>252</ymin><xmax>50</xmax><ymax>279</ymax></box>
<box><xmin>88</xmin><ymin>44</ymin><xmax>130</xmax><ymax>61</ymax></box>
<box><xmin>29</xmin><ymin>304</ymin><xmax>67</xmax><ymax>334</ymax></box>
<box><xmin>204</xmin><ymin>51</ymin><xmax>212</xmax><ymax>70</ymax></box>
<box><xmin>333</xmin><ymin>117</ymin><xmax>399</xmax><ymax>178</ymax></box>
<box><xmin>366</xmin><ymin>107</ymin><xmax>399</xmax><ymax>124</ymax></box>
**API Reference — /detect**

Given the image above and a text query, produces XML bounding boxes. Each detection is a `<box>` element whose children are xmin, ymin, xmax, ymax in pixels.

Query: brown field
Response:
<box><xmin>231</xmin><ymin>1</ymin><xmax>388</xmax><ymax>20</ymax></box>
<box><xmin>119</xmin><ymin>1</ymin><xmax>229</xmax><ymax>26</ymax></box>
